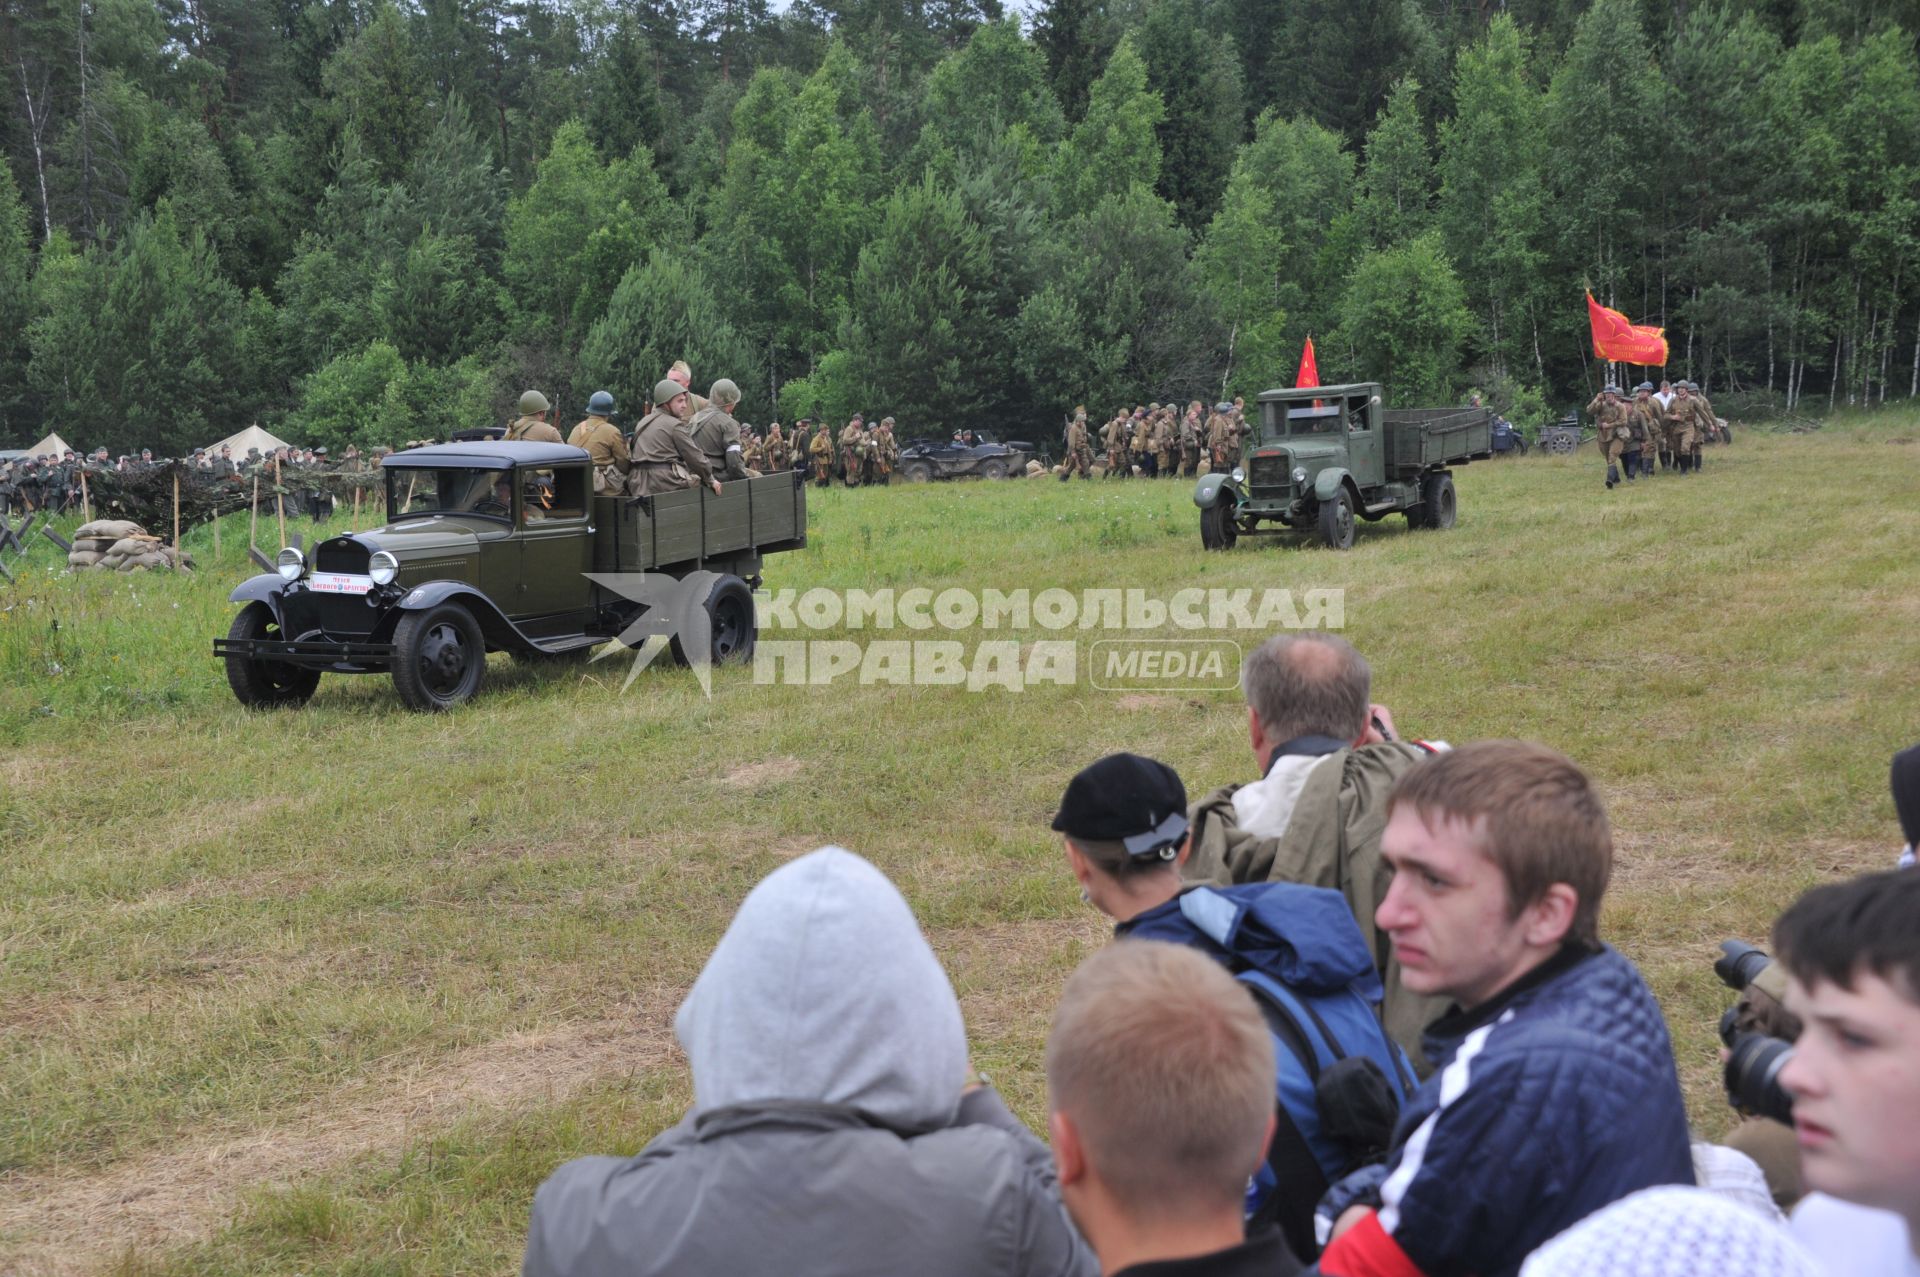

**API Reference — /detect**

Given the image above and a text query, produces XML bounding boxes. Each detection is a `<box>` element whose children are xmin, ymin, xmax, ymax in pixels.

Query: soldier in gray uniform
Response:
<box><xmin>688</xmin><ymin>379</ymin><xmax>751</xmax><ymax>480</ymax></box>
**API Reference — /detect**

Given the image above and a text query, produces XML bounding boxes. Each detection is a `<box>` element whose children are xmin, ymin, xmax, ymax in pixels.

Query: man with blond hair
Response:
<box><xmin>1047</xmin><ymin>941</ymin><xmax>1300</xmax><ymax>1277</ymax></box>
<box><xmin>1314</xmin><ymin>741</ymin><xmax>1692</xmax><ymax>1277</ymax></box>
<box><xmin>665</xmin><ymin>360</ymin><xmax>708</xmax><ymax>424</ymax></box>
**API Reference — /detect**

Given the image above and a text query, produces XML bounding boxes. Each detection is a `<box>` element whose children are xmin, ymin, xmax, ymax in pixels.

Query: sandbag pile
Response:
<box><xmin>67</xmin><ymin>519</ymin><xmax>195</xmax><ymax>573</ymax></box>
<box><xmin>1026</xmin><ymin>460</ymin><xmax>1047</xmax><ymax>477</ymax></box>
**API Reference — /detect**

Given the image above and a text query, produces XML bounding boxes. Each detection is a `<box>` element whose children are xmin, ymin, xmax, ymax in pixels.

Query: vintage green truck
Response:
<box><xmin>1192</xmin><ymin>383</ymin><xmax>1492</xmax><ymax>550</ymax></box>
<box><xmin>212</xmin><ymin>441</ymin><xmax>807</xmax><ymax>711</ymax></box>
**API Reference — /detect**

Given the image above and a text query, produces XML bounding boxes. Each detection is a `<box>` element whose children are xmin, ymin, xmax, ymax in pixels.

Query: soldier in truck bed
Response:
<box><xmin>628</xmin><ymin>378</ymin><xmax>721</xmax><ymax>498</ymax></box>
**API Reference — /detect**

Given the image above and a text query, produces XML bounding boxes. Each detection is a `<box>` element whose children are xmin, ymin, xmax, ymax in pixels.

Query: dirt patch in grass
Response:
<box><xmin>718</xmin><ymin>756</ymin><xmax>804</xmax><ymax>790</ymax></box>
<box><xmin>0</xmin><ymin>1012</ymin><xmax>682</xmax><ymax>1277</ymax></box>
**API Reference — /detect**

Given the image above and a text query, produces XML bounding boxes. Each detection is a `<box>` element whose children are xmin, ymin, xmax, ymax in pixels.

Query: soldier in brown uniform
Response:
<box><xmin>872</xmin><ymin>417</ymin><xmax>898</xmax><ymax>483</ymax></box>
<box><xmin>1686</xmin><ymin>381</ymin><xmax>1717</xmax><ymax>472</ymax></box>
<box><xmin>763</xmin><ymin>422</ymin><xmax>785</xmax><ymax>472</ymax></box>
<box><xmin>568</xmin><ymin>390</ymin><xmax>632</xmax><ymax>494</ymax></box>
<box><xmin>838</xmin><ymin>415</ymin><xmax>867</xmax><ymax>488</ymax></box>
<box><xmin>808</xmin><ymin>424</ymin><xmax>835</xmax><ymax>486</ymax></box>
<box><xmin>507</xmin><ymin>390</ymin><xmax>565</xmax><ymax>443</ymax></box>
<box><xmin>1586</xmin><ymin>383</ymin><xmax>1632</xmax><ymax>489</ymax></box>
<box><xmin>690</xmin><ymin>379</ymin><xmax>752</xmax><ymax>481</ymax></box>
<box><xmin>1181</xmin><ymin>402</ymin><xmax>1204</xmax><ymax>477</ymax></box>
<box><xmin>627</xmin><ymin>378</ymin><xmax>721</xmax><ymax>497</ymax></box>
<box><xmin>1663</xmin><ymin>382</ymin><xmax>1699</xmax><ymax>475</ymax></box>
<box><xmin>1102</xmin><ymin>412</ymin><xmax>1127</xmax><ymax>477</ymax></box>
<box><xmin>1062</xmin><ymin>408</ymin><xmax>1093</xmax><ymax>480</ymax></box>
<box><xmin>1626</xmin><ymin>381</ymin><xmax>1661</xmax><ymax>480</ymax></box>
<box><xmin>1206</xmin><ymin>402</ymin><xmax>1236</xmax><ymax>472</ymax></box>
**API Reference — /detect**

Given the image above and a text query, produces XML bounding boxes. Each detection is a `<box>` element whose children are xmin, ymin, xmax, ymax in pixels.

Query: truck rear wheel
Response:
<box><xmin>1317</xmin><ymin>489</ymin><xmax>1356</xmax><ymax>550</ymax></box>
<box><xmin>392</xmin><ymin>601</ymin><xmax>487</xmax><ymax>712</ymax></box>
<box><xmin>1420</xmin><ymin>473</ymin><xmax>1457</xmax><ymax>530</ymax></box>
<box><xmin>225</xmin><ymin>603</ymin><xmax>321</xmax><ymax>709</ymax></box>
<box><xmin>1200</xmin><ymin>502</ymin><xmax>1238</xmax><ymax>550</ymax></box>
<box><xmin>670</xmin><ymin>574</ymin><xmax>757</xmax><ymax>667</ymax></box>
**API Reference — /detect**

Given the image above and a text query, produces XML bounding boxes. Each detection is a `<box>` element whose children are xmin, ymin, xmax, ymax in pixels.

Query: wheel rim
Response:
<box><xmin>1337</xmin><ymin>500</ymin><xmax>1354</xmax><ymax>542</ymax></box>
<box><xmin>417</xmin><ymin>621</ymin><xmax>471</xmax><ymax>697</ymax></box>
<box><xmin>1440</xmin><ymin>488</ymin><xmax>1455</xmax><ymax>524</ymax></box>
<box><xmin>712</xmin><ymin>596</ymin><xmax>747</xmax><ymax>661</ymax></box>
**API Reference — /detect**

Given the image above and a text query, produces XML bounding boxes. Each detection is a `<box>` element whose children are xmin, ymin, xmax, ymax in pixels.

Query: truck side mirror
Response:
<box><xmin>1370</xmin><ymin>395</ymin><xmax>1382</xmax><ymax>407</ymax></box>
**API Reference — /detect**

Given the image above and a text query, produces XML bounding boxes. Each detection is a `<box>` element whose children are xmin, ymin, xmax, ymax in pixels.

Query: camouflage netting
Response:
<box><xmin>81</xmin><ymin>463</ymin><xmax>381</xmax><ymax>530</ymax></box>
<box><xmin>67</xmin><ymin>519</ymin><xmax>196</xmax><ymax>573</ymax></box>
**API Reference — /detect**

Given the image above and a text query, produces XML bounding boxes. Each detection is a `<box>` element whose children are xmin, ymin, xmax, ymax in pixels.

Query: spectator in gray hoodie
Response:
<box><xmin>520</xmin><ymin>845</ymin><xmax>1097</xmax><ymax>1277</ymax></box>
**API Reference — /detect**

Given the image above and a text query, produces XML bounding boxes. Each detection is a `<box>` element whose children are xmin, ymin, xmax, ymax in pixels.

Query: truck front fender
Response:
<box><xmin>228</xmin><ymin>574</ymin><xmax>291</xmax><ymax>625</ymax></box>
<box><xmin>1312</xmin><ymin>469</ymin><xmax>1356</xmax><ymax>502</ymax></box>
<box><xmin>394</xmin><ymin>581</ymin><xmax>533</xmax><ymax>652</ymax></box>
<box><xmin>1193</xmin><ymin>473</ymin><xmax>1238</xmax><ymax>509</ymax></box>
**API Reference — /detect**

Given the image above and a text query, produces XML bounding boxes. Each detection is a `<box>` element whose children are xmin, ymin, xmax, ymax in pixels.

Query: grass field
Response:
<box><xmin>3</xmin><ymin>415</ymin><xmax>1918</xmax><ymax>1275</ymax></box>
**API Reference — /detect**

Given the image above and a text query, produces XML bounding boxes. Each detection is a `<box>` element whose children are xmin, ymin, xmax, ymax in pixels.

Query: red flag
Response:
<box><xmin>1586</xmin><ymin>293</ymin><xmax>1668</xmax><ymax>366</ymax></box>
<box><xmin>1296</xmin><ymin>336</ymin><xmax>1320</xmax><ymax>388</ymax></box>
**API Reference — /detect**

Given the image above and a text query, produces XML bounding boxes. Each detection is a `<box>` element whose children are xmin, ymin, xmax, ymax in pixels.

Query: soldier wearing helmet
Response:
<box><xmin>569</xmin><ymin>390</ymin><xmax>631</xmax><ymax>494</ymax></box>
<box><xmin>689</xmin><ymin>379</ymin><xmax>751</xmax><ymax>480</ymax></box>
<box><xmin>1585</xmin><ymin>382</ymin><xmax>1632</xmax><ymax>489</ymax></box>
<box><xmin>627</xmin><ymin>378</ymin><xmax>720</xmax><ymax>497</ymax></box>
<box><xmin>1627</xmin><ymin>382</ymin><xmax>1661</xmax><ymax>478</ymax></box>
<box><xmin>1684</xmin><ymin>380</ymin><xmax>1717</xmax><ymax>472</ymax></box>
<box><xmin>1206</xmin><ymin>402</ymin><xmax>1236</xmax><ymax>473</ymax></box>
<box><xmin>507</xmin><ymin>390</ymin><xmax>563</xmax><ymax>443</ymax></box>
<box><xmin>1663</xmin><ymin>382</ymin><xmax>1699</xmax><ymax>475</ymax></box>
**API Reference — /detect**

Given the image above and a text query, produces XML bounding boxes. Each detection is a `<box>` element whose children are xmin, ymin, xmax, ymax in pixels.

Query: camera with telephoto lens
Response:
<box><xmin>1714</xmin><ymin>940</ymin><xmax>1796</xmax><ymax>1125</ymax></box>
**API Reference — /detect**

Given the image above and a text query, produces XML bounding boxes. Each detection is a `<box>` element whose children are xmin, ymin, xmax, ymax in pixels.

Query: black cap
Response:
<box><xmin>1052</xmin><ymin>753</ymin><xmax>1189</xmax><ymax>861</ymax></box>
<box><xmin>1893</xmin><ymin>743</ymin><xmax>1920</xmax><ymax>849</ymax></box>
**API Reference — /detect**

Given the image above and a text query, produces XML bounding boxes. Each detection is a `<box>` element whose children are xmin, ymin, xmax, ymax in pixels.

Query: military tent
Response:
<box><xmin>25</xmin><ymin>430</ymin><xmax>75</xmax><ymax>458</ymax></box>
<box><xmin>203</xmin><ymin>424</ymin><xmax>293</xmax><ymax>458</ymax></box>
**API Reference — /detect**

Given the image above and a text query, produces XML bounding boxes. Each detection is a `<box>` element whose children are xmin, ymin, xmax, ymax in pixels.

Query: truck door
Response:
<box><xmin>1344</xmin><ymin>393</ymin><xmax>1383</xmax><ymax>489</ymax></box>
<box><xmin>515</xmin><ymin>465</ymin><xmax>594</xmax><ymax>630</ymax></box>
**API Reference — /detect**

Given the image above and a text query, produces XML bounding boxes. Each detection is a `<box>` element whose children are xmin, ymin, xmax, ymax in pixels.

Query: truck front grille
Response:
<box><xmin>1248</xmin><ymin>454</ymin><xmax>1291</xmax><ymax>494</ymax></box>
<box><xmin>315</xmin><ymin>537</ymin><xmax>370</xmax><ymax>575</ymax></box>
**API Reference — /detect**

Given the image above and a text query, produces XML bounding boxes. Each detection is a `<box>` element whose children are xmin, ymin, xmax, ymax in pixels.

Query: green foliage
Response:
<box><xmin>1053</xmin><ymin>36</ymin><xmax>1165</xmax><ymax>212</ymax></box>
<box><xmin>1032</xmin><ymin>0</ymin><xmax>1116</xmax><ymax>123</ymax></box>
<box><xmin>1264</xmin><ymin>0</ymin><xmax>1442</xmax><ymax>138</ymax></box>
<box><xmin>920</xmin><ymin>17</ymin><xmax>1065</xmax><ymax>164</ymax></box>
<box><xmin>0</xmin><ymin>165</ymin><xmax>35</xmax><ymax>435</ymax></box>
<box><xmin>1135</xmin><ymin>0</ymin><xmax>1245</xmax><ymax>228</ymax></box>
<box><xmin>1336</xmin><ymin>232</ymin><xmax>1473</xmax><ymax>404</ymax></box>
<box><xmin>1357</xmin><ymin>76</ymin><xmax>1433</xmax><ymax>248</ymax></box>
<box><xmin>577</xmin><ymin>250</ymin><xmax>762</xmax><ymax>423</ymax></box>
<box><xmin>291</xmin><ymin>340</ymin><xmax>494</xmax><ymax>450</ymax></box>
<box><xmin>778</xmin><ymin>348</ymin><xmax>864</xmax><ymax>426</ymax></box>
<box><xmin>26</xmin><ymin>207</ymin><xmax>256</xmax><ymax>455</ymax></box>
<box><xmin>320</xmin><ymin>3</ymin><xmax>431</xmax><ymax>183</ymax></box>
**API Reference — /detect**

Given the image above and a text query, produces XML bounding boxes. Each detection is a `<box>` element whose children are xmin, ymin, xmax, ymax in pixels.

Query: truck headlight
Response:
<box><xmin>368</xmin><ymin>550</ymin><xmax>399</xmax><ymax>586</ymax></box>
<box><xmin>276</xmin><ymin>546</ymin><xmax>306</xmax><ymax>581</ymax></box>
<box><xmin>1231</xmin><ymin>467</ymin><xmax>1245</xmax><ymax>484</ymax></box>
<box><xmin>1292</xmin><ymin>467</ymin><xmax>1308</xmax><ymax>486</ymax></box>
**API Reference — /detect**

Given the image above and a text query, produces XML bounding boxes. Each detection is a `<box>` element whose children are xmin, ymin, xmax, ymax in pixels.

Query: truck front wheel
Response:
<box><xmin>1200</xmin><ymin>502</ymin><xmax>1238</xmax><ymax>550</ymax></box>
<box><xmin>1420</xmin><ymin>473</ymin><xmax>1457</xmax><ymax>530</ymax></box>
<box><xmin>392</xmin><ymin>602</ymin><xmax>487</xmax><ymax>711</ymax></box>
<box><xmin>1318</xmin><ymin>490</ymin><xmax>1356</xmax><ymax>550</ymax></box>
<box><xmin>225</xmin><ymin>603</ymin><xmax>321</xmax><ymax>709</ymax></box>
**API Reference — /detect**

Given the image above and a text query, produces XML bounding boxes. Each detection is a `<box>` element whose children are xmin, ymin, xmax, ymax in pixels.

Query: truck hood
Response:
<box><xmin>354</xmin><ymin>516</ymin><xmax>498</xmax><ymax>556</ymax></box>
<box><xmin>1277</xmin><ymin>444</ymin><xmax>1342</xmax><ymax>463</ymax></box>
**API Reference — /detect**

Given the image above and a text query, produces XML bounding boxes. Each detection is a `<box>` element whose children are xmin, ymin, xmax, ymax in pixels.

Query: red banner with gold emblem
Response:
<box><xmin>1586</xmin><ymin>293</ymin><xmax>1668</xmax><ymax>366</ymax></box>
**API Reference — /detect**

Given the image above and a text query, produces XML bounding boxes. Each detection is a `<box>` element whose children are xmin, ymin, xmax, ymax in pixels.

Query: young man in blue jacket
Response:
<box><xmin>1315</xmin><ymin>740</ymin><xmax>1694</xmax><ymax>1277</ymax></box>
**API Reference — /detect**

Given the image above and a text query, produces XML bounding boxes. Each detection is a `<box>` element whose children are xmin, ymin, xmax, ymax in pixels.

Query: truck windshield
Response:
<box><xmin>1280</xmin><ymin>404</ymin><xmax>1340</xmax><ymax>436</ymax></box>
<box><xmin>386</xmin><ymin>467</ymin><xmax>512</xmax><ymax>522</ymax></box>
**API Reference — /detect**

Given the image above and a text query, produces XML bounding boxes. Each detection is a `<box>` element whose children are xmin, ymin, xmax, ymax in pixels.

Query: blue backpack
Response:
<box><xmin>1157</xmin><ymin>885</ymin><xmax>1418</xmax><ymax>1256</ymax></box>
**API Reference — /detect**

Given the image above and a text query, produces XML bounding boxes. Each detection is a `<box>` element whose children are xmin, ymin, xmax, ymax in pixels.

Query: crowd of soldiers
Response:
<box><xmin>1059</xmin><ymin>398</ymin><xmax>1251</xmax><ymax>480</ymax></box>
<box><xmin>506</xmin><ymin>361</ymin><xmax>912</xmax><ymax>497</ymax></box>
<box><xmin>1585</xmin><ymin>378</ymin><xmax>1720</xmax><ymax>489</ymax></box>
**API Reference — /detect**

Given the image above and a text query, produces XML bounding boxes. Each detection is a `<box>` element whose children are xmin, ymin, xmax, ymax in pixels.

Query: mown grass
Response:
<box><xmin>4</xmin><ymin>411</ymin><xmax>1918</xmax><ymax>1274</ymax></box>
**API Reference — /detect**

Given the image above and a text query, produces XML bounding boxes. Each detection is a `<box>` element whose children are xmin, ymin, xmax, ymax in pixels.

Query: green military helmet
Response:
<box><xmin>710</xmin><ymin>378</ymin><xmax>741</xmax><ymax>406</ymax></box>
<box><xmin>518</xmin><ymin>389</ymin><xmax>551</xmax><ymax>415</ymax></box>
<box><xmin>1636</xmin><ymin>381</ymin><xmax>1655</xmax><ymax>393</ymax></box>
<box><xmin>587</xmin><ymin>390</ymin><xmax>617</xmax><ymax>417</ymax></box>
<box><xmin>653</xmin><ymin>378</ymin><xmax>684</xmax><ymax>406</ymax></box>
<box><xmin>1602</xmin><ymin>383</ymin><xmax>1621</xmax><ymax>395</ymax></box>
<box><xmin>1215</xmin><ymin>402</ymin><xmax>1232</xmax><ymax>413</ymax></box>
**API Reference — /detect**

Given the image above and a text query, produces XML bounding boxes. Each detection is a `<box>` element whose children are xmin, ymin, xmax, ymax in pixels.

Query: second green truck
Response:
<box><xmin>1193</xmin><ymin>383</ymin><xmax>1492</xmax><ymax>550</ymax></box>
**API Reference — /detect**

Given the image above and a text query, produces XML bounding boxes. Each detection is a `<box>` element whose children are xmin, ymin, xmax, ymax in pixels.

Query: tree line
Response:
<box><xmin>4</xmin><ymin>0</ymin><xmax>1919</xmax><ymax>457</ymax></box>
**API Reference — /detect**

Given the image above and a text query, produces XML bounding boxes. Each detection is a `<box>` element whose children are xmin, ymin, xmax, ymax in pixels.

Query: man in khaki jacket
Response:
<box><xmin>627</xmin><ymin>379</ymin><xmax>720</xmax><ymax>498</ymax></box>
<box><xmin>1183</xmin><ymin>633</ymin><xmax>1450</xmax><ymax>1066</ymax></box>
<box><xmin>507</xmin><ymin>390</ymin><xmax>564</xmax><ymax>443</ymax></box>
<box><xmin>568</xmin><ymin>390</ymin><xmax>630</xmax><ymax>494</ymax></box>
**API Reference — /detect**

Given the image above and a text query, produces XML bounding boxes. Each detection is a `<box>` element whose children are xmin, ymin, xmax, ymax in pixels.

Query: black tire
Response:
<box><xmin>1420</xmin><ymin>473</ymin><xmax>1457</xmax><ymax>530</ymax></box>
<box><xmin>670</xmin><ymin>574</ymin><xmax>757</xmax><ymax>667</ymax></box>
<box><xmin>391</xmin><ymin>602</ymin><xmax>487</xmax><ymax>712</ymax></box>
<box><xmin>901</xmin><ymin>461</ymin><xmax>933</xmax><ymax>483</ymax></box>
<box><xmin>980</xmin><ymin>458</ymin><xmax>1009</xmax><ymax>480</ymax></box>
<box><xmin>1317</xmin><ymin>488</ymin><xmax>1356</xmax><ymax>550</ymax></box>
<box><xmin>1200</xmin><ymin>501</ymin><xmax>1238</xmax><ymax>550</ymax></box>
<box><xmin>224</xmin><ymin>603</ymin><xmax>321</xmax><ymax>709</ymax></box>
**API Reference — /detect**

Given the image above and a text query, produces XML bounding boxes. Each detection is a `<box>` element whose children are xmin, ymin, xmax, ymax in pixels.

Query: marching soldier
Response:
<box><xmin>789</xmin><ymin>419</ymin><xmax>812</xmax><ymax>472</ymax></box>
<box><xmin>1102</xmin><ymin>411</ymin><xmax>1128</xmax><ymax>477</ymax></box>
<box><xmin>1664</xmin><ymin>382</ymin><xmax>1699</xmax><ymax>475</ymax></box>
<box><xmin>764</xmin><ymin>421</ymin><xmax>785</xmax><ymax>472</ymax></box>
<box><xmin>568</xmin><ymin>390</ymin><xmax>632</xmax><ymax>494</ymax></box>
<box><xmin>1586</xmin><ymin>383</ymin><xmax>1632</xmax><ymax>488</ymax></box>
<box><xmin>809</xmin><ymin>421</ymin><xmax>835</xmax><ymax>487</ymax></box>
<box><xmin>1627</xmin><ymin>382</ymin><xmax>1660</xmax><ymax>479</ymax></box>
<box><xmin>1206</xmin><ymin>402</ymin><xmax>1236</xmax><ymax>473</ymax></box>
<box><xmin>1686</xmin><ymin>381</ymin><xmax>1717</xmax><ymax>472</ymax></box>
<box><xmin>507</xmin><ymin>390</ymin><xmax>564</xmax><ymax>443</ymax></box>
<box><xmin>872</xmin><ymin>417</ymin><xmax>898</xmax><ymax>483</ymax></box>
<box><xmin>838</xmin><ymin>415</ymin><xmax>867</xmax><ymax>488</ymax></box>
<box><xmin>1063</xmin><ymin>408</ymin><xmax>1093</xmax><ymax>480</ymax></box>
<box><xmin>627</xmin><ymin>378</ymin><xmax>721</xmax><ymax>497</ymax></box>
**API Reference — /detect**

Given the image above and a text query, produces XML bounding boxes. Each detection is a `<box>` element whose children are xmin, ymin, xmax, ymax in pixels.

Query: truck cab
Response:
<box><xmin>1193</xmin><ymin>383</ymin><xmax>1490</xmax><ymax>550</ymax></box>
